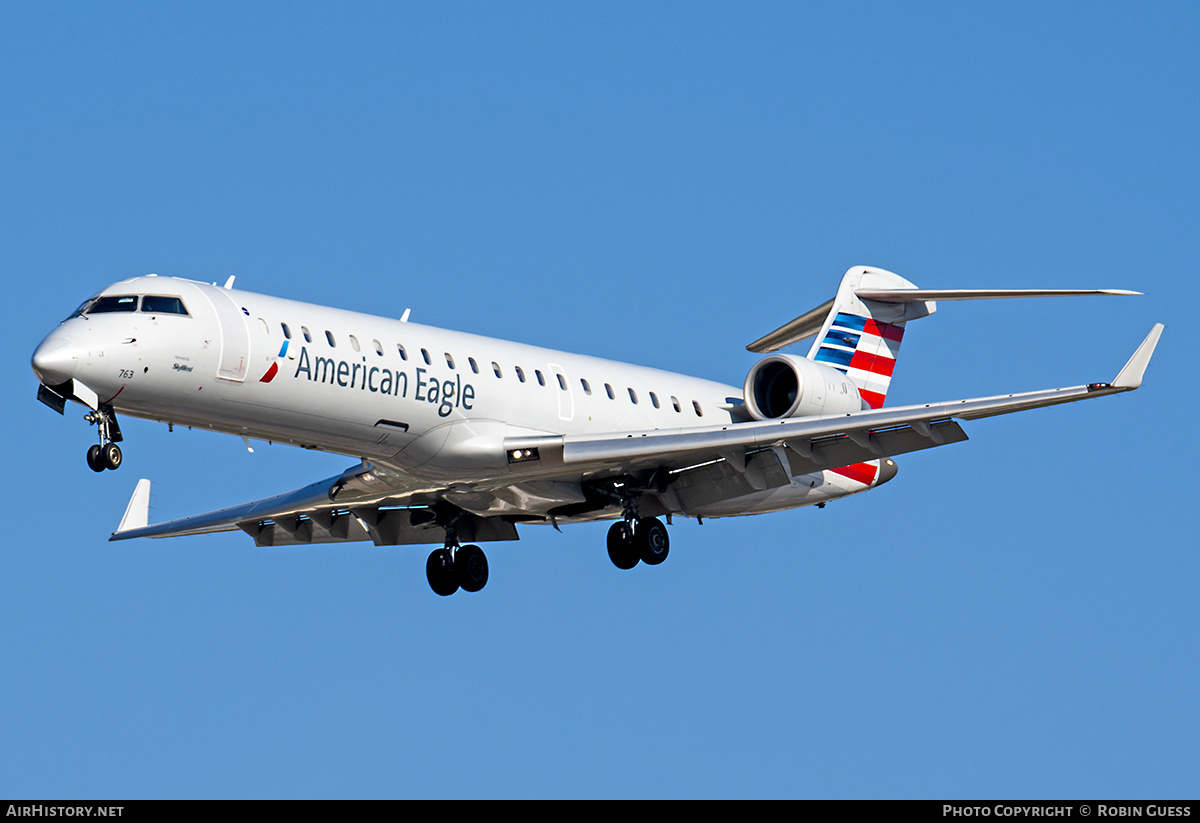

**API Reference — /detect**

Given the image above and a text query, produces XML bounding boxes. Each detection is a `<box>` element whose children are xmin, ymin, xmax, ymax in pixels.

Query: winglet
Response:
<box><xmin>115</xmin><ymin>479</ymin><xmax>152</xmax><ymax>534</ymax></box>
<box><xmin>1112</xmin><ymin>324</ymin><xmax>1165</xmax><ymax>389</ymax></box>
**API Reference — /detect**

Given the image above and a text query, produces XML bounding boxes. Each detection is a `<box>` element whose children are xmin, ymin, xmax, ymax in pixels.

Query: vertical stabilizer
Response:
<box><xmin>807</xmin><ymin>266</ymin><xmax>936</xmax><ymax>409</ymax></box>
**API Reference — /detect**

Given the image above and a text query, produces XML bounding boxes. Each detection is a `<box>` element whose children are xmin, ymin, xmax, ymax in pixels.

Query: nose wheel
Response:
<box><xmin>86</xmin><ymin>442</ymin><xmax>122</xmax><ymax>472</ymax></box>
<box><xmin>83</xmin><ymin>405</ymin><xmax>124</xmax><ymax>471</ymax></box>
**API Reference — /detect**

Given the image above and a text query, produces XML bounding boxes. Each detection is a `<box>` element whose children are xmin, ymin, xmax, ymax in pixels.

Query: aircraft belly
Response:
<box><xmin>442</xmin><ymin>480</ymin><xmax>587</xmax><ymax>517</ymax></box>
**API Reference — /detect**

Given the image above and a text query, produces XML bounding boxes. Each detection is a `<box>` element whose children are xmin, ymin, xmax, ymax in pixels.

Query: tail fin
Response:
<box><xmin>807</xmin><ymin>266</ymin><xmax>935</xmax><ymax>409</ymax></box>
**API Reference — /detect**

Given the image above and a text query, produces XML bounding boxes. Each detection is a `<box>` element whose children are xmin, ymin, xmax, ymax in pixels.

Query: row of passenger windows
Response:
<box><xmin>274</xmin><ymin>320</ymin><xmax>704</xmax><ymax>416</ymax></box>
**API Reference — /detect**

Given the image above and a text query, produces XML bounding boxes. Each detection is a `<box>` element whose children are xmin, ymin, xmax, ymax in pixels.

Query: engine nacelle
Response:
<box><xmin>742</xmin><ymin>354</ymin><xmax>866</xmax><ymax>420</ymax></box>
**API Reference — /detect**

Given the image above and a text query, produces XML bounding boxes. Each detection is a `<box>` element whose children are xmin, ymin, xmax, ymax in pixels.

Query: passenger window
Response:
<box><xmin>693</xmin><ymin>401</ymin><xmax>703</xmax><ymax>416</ymax></box>
<box><xmin>373</xmin><ymin>339</ymin><xmax>383</xmax><ymax>356</ymax></box>
<box><xmin>257</xmin><ymin>318</ymin><xmax>269</xmax><ymax>335</ymax></box>
<box><xmin>515</xmin><ymin>366</ymin><xmax>526</xmax><ymax>383</ymax></box>
<box><xmin>468</xmin><ymin>357</ymin><xmax>479</xmax><ymax>374</ymax></box>
<box><xmin>581</xmin><ymin>378</ymin><xmax>592</xmax><ymax>395</ymax></box>
<box><xmin>325</xmin><ymin>331</ymin><xmax>336</xmax><ymax>347</ymax></box>
<box><xmin>671</xmin><ymin>396</ymin><xmax>681</xmax><ymax>413</ymax></box>
<box><xmin>349</xmin><ymin>335</ymin><xmax>361</xmax><ymax>352</ymax></box>
<box><xmin>650</xmin><ymin>392</ymin><xmax>660</xmax><ymax>409</ymax></box>
<box><xmin>142</xmin><ymin>295</ymin><xmax>189</xmax><ymax>315</ymax></box>
<box><xmin>628</xmin><ymin>388</ymin><xmax>638</xmax><ymax>404</ymax></box>
<box><xmin>605</xmin><ymin>383</ymin><xmax>615</xmax><ymax>399</ymax></box>
<box><xmin>557</xmin><ymin>374</ymin><xmax>568</xmax><ymax>391</ymax></box>
<box><xmin>302</xmin><ymin>326</ymin><xmax>313</xmax><ymax>343</ymax></box>
<box><xmin>89</xmin><ymin>295</ymin><xmax>139</xmax><ymax>313</ymax></box>
<box><xmin>492</xmin><ymin>362</ymin><xmax>502</xmax><ymax>378</ymax></box>
<box><xmin>281</xmin><ymin>323</ymin><xmax>292</xmax><ymax>339</ymax></box>
<box><xmin>535</xmin><ymin>370</ymin><xmax>545</xmax><ymax>386</ymax></box>
<box><xmin>445</xmin><ymin>353</ymin><xmax>455</xmax><ymax>369</ymax></box>
<box><xmin>421</xmin><ymin>349</ymin><xmax>431</xmax><ymax>365</ymax></box>
<box><xmin>397</xmin><ymin>344</ymin><xmax>407</xmax><ymax>360</ymax></box>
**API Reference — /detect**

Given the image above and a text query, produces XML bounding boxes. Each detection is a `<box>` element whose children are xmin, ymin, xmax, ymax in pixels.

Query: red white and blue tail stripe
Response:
<box><xmin>811</xmin><ymin>312</ymin><xmax>905</xmax><ymax>409</ymax></box>
<box><xmin>805</xmin><ymin>266</ymin><xmax>935</xmax><ymax>409</ymax></box>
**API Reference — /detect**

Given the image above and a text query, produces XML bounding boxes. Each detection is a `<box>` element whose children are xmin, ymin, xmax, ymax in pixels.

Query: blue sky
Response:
<box><xmin>2</xmin><ymin>2</ymin><xmax>1196</xmax><ymax>798</ymax></box>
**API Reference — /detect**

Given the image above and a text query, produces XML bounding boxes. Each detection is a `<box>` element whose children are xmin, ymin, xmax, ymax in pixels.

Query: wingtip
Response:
<box><xmin>1112</xmin><ymin>324</ymin><xmax>1164</xmax><ymax>390</ymax></box>
<box><xmin>113</xmin><ymin>478</ymin><xmax>152</xmax><ymax>537</ymax></box>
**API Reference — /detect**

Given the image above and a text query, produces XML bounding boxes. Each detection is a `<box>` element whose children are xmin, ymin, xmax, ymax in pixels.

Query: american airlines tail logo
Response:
<box><xmin>271</xmin><ymin>345</ymin><xmax>476</xmax><ymax>418</ymax></box>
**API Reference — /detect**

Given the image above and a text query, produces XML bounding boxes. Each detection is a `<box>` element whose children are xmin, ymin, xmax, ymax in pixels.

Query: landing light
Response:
<box><xmin>508</xmin><ymin>448</ymin><xmax>540</xmax><ymax>464</ymax></box>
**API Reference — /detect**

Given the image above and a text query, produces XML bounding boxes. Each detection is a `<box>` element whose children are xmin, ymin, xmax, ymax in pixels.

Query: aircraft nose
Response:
<box><xmin>877</xmin><ymin>458</ymin><xmax>899</xmax><ymax>485</ymax></box>
<box><xmin>32</xmin><ymin>330</ymin><xmax>80</xmax><ymax>385</ymax></box>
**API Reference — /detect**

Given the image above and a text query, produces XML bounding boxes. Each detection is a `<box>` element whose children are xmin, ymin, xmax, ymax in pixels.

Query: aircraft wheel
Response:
<box><xmin>607</xmin><ymin>521</ymin><xmax>639</xmax><ymax>570</ymax></box>
<box><xmin>636</xmin><ymin>517</ymin><xmax>669</xmax><ymax>566</ymax></box>
<box><xmin>86</xmin><ymin>444</ymin><xmax>105</xmax><ymax>473</ymax></box>
<box><xmin>426</xmin><ymin>548</ymin><xmax>459</xmax><ymax>596</ymax></box>
<box><xmin>102</xmin><ymin>442</ymin><xmax>123</xmax><ymax>471</ymax></box>
<box><xmin>456</xmin><ymin>544</ymin><xmax>489</xmax><ymax>593</ymax></box>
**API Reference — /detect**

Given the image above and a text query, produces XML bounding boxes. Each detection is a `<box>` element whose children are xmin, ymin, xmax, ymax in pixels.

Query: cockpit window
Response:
<box><xmin>89</xmin><ymin>295</ymin><xmax>139</xmax><ymax>313</ymax></box>
<box><xmin>66</xmin><ymin>298</ymin><xmax>98</xmax><ymax>320</ymax></box>
<box><xmin>141</xmin><ymin>295</ymin><xmax>189</xmax><ymax>315</ymax></box>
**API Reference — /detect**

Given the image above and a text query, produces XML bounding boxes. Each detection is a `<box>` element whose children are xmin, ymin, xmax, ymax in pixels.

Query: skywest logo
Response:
<box><xmin>291</xmin><ymin>346</ymin><xmax>475</xmax><ymax>417</ymax></box>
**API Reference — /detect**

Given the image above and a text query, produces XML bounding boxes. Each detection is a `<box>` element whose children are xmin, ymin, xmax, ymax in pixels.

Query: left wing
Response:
<box><xmin>508</xmin><ymin>324</ymin><xmax>1163</xmax><ymax>477</ymax></box>
<box><xmin>112</xmin><ymin>324</ymin><xmax>1161</xmax><ymax>544</ymax></box>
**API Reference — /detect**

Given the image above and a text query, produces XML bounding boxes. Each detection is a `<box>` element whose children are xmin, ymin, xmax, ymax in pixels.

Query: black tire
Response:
<box><xmin>426</xmin><ymin>548</ymin><xmax>459</xmax><ymax>596</ymax></box>
<box><xmin>607</xmin><ymin>521</ymin><xmax>639</xmax><ymax>570</ymax></box>
<box><xmin>636</xmin><ymin>517</ymin><xmax>669</xmax><ymax>566</ymax></box>
<box><xmin>456</xmin><ymin>544</ymin><xmax>489</xmax><ymax>593</ymax></box>
<box><xmin>87</xmin><ymin>444</ymin><xmax>105</xmax><ymax>473</ymax></box>
<box><xmin>102</xmin><ymin>442</ymin><xmax>123</xmax><ymax>471</ymax></box>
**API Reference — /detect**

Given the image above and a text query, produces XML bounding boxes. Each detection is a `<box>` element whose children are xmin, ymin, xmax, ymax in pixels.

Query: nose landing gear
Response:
<box><xmin>84</xmin><ymin>405</ymin><xmax>123</xmax><ymax>472</ymax></box>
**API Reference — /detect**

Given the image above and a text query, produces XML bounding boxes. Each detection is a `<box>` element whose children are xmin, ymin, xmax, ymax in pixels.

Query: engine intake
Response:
<box><xmin>743</xmin><ymin>354</ymin><xmax>866</xmax><ymax>420</ymax></box>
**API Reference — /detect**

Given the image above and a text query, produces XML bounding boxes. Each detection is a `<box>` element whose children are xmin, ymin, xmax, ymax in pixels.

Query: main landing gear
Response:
<box><xmin>426</xmin><ymin>542</ymin><xmax>489</xmax><ymax>596</ymax></box>
<box><xmin>84</xmin><ymin>405</ymin><xmax>123</xmax><ymax>472</ymax></box>
<box><xmin>606</xmin><ymin>516</ymin><xmax>670</xmax><ymax>570</ymax></box>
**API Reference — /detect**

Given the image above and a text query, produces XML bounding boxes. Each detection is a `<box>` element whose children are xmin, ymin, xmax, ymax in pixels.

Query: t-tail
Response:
<box><xmin>747</xmin><ymin>265</ymin><xmax>1142</xmax><ymax>410</ymax></box>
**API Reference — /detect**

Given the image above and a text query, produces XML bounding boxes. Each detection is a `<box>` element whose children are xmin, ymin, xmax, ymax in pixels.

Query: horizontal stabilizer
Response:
<box><xmin>856</xmin><ymin>288</ymin><xmax>1141</xmax><ymax>303</ymax></box>
<box><xmin>749</xmin><ymin>266</ymin><xmax>1142</xmax><ymax>353</ymax></box>
<box><xmin>746</xmin><ymin>299</ymin><xmax>833</xmax><ymax>353</ymax></box>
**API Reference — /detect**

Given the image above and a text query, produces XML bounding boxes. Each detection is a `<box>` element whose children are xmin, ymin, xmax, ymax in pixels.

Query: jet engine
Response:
<box><xmin>742</xmin><ymin>353</ymin><xmax>866</xmax><ymax>420</ymax></box>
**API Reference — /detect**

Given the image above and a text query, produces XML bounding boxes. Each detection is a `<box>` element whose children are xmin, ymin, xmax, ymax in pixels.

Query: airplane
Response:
<box><xmin>31</xmin><ymin>265</ymin><xmax>1163</xmax><ymax>596</ymax></box>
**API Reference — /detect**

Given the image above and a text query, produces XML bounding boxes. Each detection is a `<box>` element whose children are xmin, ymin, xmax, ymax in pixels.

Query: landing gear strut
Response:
<box><xmin>84</xmin><ymin>405</ymin><xmax>123</xmax><ymax>472</ymax></box>
<box><xmin>425</xmin><ymin>520</ymin><xmax>489</xmax><ymax>596</ymax></box>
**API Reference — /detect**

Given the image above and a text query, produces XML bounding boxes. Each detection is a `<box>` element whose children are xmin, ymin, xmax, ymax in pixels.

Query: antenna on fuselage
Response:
<box><xmin>223</xmin><ymin>276</ymin><xmax>236</xmax><ymax>290</ymax></box>
<box><xmin>400</xmin><ymin>308</ymin><xmax>411</xmax><ymax>323</ymax></box>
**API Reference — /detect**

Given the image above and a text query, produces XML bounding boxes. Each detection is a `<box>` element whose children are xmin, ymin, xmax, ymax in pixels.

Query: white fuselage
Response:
<box><xmin>33</xmin><ymin>275</ymin><xmax>888</xmax><ymax>522</ymax></box>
